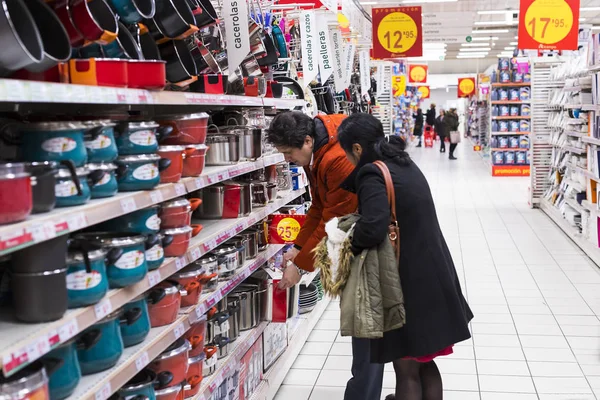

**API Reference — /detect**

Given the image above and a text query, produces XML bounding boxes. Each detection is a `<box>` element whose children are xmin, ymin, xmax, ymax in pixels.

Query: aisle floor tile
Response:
<box><xmin>275</xmin><ymin>145</ymin><xmax>600</xmax><ymax>399</ymax></box>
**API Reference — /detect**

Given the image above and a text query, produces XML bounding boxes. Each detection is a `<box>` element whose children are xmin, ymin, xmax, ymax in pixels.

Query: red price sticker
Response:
<box><xmin>372</xmin><ymin>7</ymin><xmax>422</xmax><ymax>59</ymax></box>
<box><xmin>518</xmin><ymin>0</ymin><xmax>579</xmax><ymax>50</ymax></box>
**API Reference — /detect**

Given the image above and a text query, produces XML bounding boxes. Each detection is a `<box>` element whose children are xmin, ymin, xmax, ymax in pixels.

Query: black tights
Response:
<box><xmin>392</xmin><ymin>359</ymin><xmax>443</xmax><ymax>400</ymax></box>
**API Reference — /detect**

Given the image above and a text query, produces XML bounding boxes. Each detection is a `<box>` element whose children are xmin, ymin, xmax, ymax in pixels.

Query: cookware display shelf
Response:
<box><xmin>0</xmin><ymin>154</ymin><xmax>285</xmax><ymax>258</ymax></box>
<box><xmin>249</xmin><ymin>296</ymin><xmax>332</xmax><ymax>400</ymax></box>
<box><xmin>0</xmin><ymin>79</ymin><xmax>305</xmax><ymax>109</ymax></box>
<box><xmin>0</xmin><ymin>188</ymin><xmax>304</xmax><ymax>377</ymax></box>
<box><xmin>69</xmin><ymin>244</ymin><xmax>283</xmax><ymax>400</ymax></box>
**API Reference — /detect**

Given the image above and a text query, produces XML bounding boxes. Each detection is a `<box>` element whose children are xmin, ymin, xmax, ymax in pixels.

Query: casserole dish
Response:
<box><xmin>148</xmin><ymin>338</ymin><xmax>191</xmax><ymax>388</ymax></box>
<box><xmin>205</xmin><ymin>134</ymin><xmax>240</xmax><ymax>165</ymax></box>
<box><xmin>146</xmin><ymin>233</ymin><xmax>173</xmax><ymax>271</ymax></box>
<box><xmin>161</xmin><ymin>225</ymin><xmax>202</xmax><ymax>257</ymax></box>
<box><xmin>100</xmin><ymin>205</ymin><xmax>161</xmax><ymax>235</ymax></box>
<box><xmin>83</xmin><ymin>120</ymin><xmax>118</xmax><ymax>163</ymax></box>
<box><xmin>88</xmin><ymin>163</ymin><xmax>119</xmax><ymax>199</ymax></box>
<box><xmin>159</xmin><ymin>113</ymin><xmax>209</xmax><ymax>145</ymax></box>
<box><xmin>118</xmin><ymin>369</ymin><xmax>174</xmax><ymax>400</ymax></box>
<box><xmin>182</xmin><ymin>144</ymin><xmax>208</xmax><ymax>177</ymax></box>
<box><xmin>11</xmin><ymin>268</ymin><xmax>68</xmax><ymax>322</ymax></box>
<box><xmin>20</xmin><ymin>122</ymin><xmax>89</xmax><ymax>167</ymax></box>
<box><xmin>157</xmin><ymin>145</ymin><xmax>195</xmax><ymax>183</ymax></box>
<box><xmin>159</xmin><ymin>198</ymin><xmax>201</xmax><ymax>229</ymax></box>
<box><xmin>115</xmin><ymin>154</ymin><xmax>171</xmax><ymax>191</ymax></box>
<box><xmin>115</xmin><ymin>122</ymin><xmax>172</xmax><ymax>155</ymax></box>
<box><xmin>0</xmin><ymin>163</ymin><xmax>32</xmax><ymax>224</ymax></box>
<box><xmin>148</xmin><ymin>281</ymin><xmax>187</xmax><ymax>327</ymax></box>
<box><xmin>185</xmin><ymin>319</ymin><xmax>207</xmax><ymax>357</ymax></box>
<box><xmin>171</xmin><ymin>266</ymin><xmax>217</xmax><ymax>307</ymax></box>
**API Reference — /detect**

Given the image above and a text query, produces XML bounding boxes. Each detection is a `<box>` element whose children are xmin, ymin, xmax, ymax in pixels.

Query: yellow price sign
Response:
<box><xmin>458</xmin><ymin>78</ymin><xmax>475</xmax><ymax>96</ymax></box>
<box><xmin>518</xmin><ymin>0</ymin><xmax>579</xmax><ymax>50</ymax></box>
<box><xmin>276</xmin><ymin>217</ymin><xmax>301</xmax><ymax>242</ymax></box>
<box><xmin>409</xmin><ymin>66</ymin><xmax>427</xmax><ymax>82</ymax></box>
<box><xmin>372</xmin><ymin>7</ymin><xmax>422</xmax><ymax>58</ymax></box>
<box><xmin>417</xmin><ymin>86</ymin><xmax>430</xmax><ymax>99</ymax></box>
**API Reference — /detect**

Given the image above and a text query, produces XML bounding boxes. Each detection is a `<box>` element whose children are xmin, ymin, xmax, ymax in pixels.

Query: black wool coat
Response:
<box><xmin>341</xmin><ymin>158</ymin><xmax>473</xmax><ymax>363</ymax></box>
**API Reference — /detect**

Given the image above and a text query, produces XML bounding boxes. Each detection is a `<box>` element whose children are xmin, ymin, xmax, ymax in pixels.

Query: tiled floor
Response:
<box><xmin>273</xmin><ymin>143</ymin><xmax>600</xmax><ymax>400</ymax></box>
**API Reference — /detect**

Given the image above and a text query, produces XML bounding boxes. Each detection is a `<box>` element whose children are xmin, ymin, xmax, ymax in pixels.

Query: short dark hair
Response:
<box><xmin>266</xmin><ymin>112</ymin><xmax>315</xmax><ymax>148</ymax></box>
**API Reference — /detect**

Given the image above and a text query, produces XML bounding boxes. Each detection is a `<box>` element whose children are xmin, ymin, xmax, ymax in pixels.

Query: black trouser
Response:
<box><xmin>440</xmin><ymin>139</ymin><xmax>446</xmax><ymax>152</ymax></box>
<box><xmin>344</xmin><ymin>337</ymin><xmax>385</xmax><ymax>400</ymax></box>
<box><xmin>449</xmin><ymin>143</ymin><xmax>457</xmax><ymax>157</ymax></box>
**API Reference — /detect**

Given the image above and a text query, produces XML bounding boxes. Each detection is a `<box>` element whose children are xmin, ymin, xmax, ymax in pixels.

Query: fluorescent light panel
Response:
<box><xmin>460</xmin><ymin>47</ymin><xmax>491</xmax><ymax>51</ymax></box>
<box><xmin>402</xmin><ymin>0</ymin><xmax>457</xmax><ymax>3</ymax></box>
<box><xmin>478</xmin><ymin>6</ymin><xmax>600</xmax><ymax>13</ymax></box>
<box><xmin>471</xmin><ymin>36</ymin><xmax>499</xmax><ymax>41</ymax></box>
<box><xmin>457</xmin><ymin>55</ymin><xmax>487</xmax><ymax>58</ymax></box>
<box><xmin>474</xmin><ymin>21</ymin><xmax>517</xmax><ymax>26</ymax></box>
<box><xmin>462</xmin><ymin>43</ymin><xmax>494</xmax><ymax>47</ymax></box>
<box><xmin>472</xmin><ymin>29</ymin><xmax>510</xmax><ymax>34</ymax></box>
<box><xmin>504</xmin><ymin>46</ymin><xmax>515</xmax><ymax>50</ymax></box>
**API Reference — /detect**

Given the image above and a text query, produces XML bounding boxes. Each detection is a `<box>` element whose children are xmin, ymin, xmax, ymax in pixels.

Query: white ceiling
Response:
<box><xmin>360</xmin><ymin>0</ymin><xmax>600</xmax><ymax>73</ymax></box>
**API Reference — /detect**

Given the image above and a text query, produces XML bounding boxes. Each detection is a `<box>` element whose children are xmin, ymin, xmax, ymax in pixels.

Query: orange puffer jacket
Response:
<box><xmin>294</xmin><ymin>114</ymin><xmax>358</xmax><ymax>272</ymax></box>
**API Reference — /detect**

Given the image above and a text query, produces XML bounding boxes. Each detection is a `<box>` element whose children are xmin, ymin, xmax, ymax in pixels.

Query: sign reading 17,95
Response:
<box><xmin>518</xmin><ymin>0</ymin><xmax>580</xmax><ymax>51</ymax></box>
<box><xmin>372</xmin><ymin>6</ymin><xmax>422</xmax><ymax>59</ymax></box>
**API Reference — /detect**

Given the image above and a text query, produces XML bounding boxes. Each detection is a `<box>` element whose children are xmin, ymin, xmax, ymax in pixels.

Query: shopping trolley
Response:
<box><xmin>423</xmin><ymin>125</ymin><xmax>434</xmax><ymax>148</ymax></box>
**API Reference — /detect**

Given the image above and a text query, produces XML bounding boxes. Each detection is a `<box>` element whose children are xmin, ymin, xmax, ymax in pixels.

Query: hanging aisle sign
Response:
<box><xmin>300</xmin><ymin>10</ymin><xmax>318</xmax><ymax>87</ymax></box>
<box><xmin>223</xmin><ymin>0</ymin><xmax>250</xmax><ymax>72</ymax></box>
<box><xmin>457</xmin><ymin>77</ymin><xmax>475</xmax><ymax>98</ymax></box>
<box><xmin>408</xmin><ymin>65</ymin><xmax>428</xmax><ymax>83</ymax></box>
<box><xmin>321</xmin><ymin>0</ymin><xmax>337</xmax><ymax>13</ymax></box>
<box><xmin>359</xmin><ymin>50</ymin><xmax>370</xmax><ymax>97</ymax></box>
<box><xmin>375</xmin><ymin>65</ymin><xmax>385</xmax><ymax>99</ymax></box>
<box><xmin>316</xmin><ymin>13</ymin><xmax>335</xmax><ymax>84</ymax></box>
<box><xmin>417</xmin><ymin>86</ymin><xmax>430</xmax><ymax>99</ymax></box>
<box><xmin>343</xmin><ymin>43</ymin><xmax>356</xmax><ymax>88</ymax></box>
<box><xmin>371</xmin><ymin>7</ymin><xmax>422</xmax><ymax>59</ymax></box>
<box><xmin>329</xmin><ymin>27</ymin><xmax>345</xmax><ymax>91</ymax></box>
<box><xmin>392</xmin><ymin>75</ymin><xmax>406</xmax><ymax>97</ymax></box>
<box><xmin>518</xmin><ymin>0</ymin><xmax>580</xmax><ymax>50</ymax></box>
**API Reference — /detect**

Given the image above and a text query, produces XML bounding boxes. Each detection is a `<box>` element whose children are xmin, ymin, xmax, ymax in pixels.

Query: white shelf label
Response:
<box><xmin>95</xmin><ymin>383</ymin><xmax>111</xmax><ymax>400</ymax></box>
<box><xmin>194</xmin><ymin>304</ymin><xmax>205</xmax><ymax>320</ymax></box>
<box><xmin>174</xmin><ymin>323</ymin><xmax>186</xmax><ymax>338</ymax></box>
<box><xmin>58</xmin><ymin>320</ymin><xmax>79</xmax><ymax>342</ymax></box>
<box><xmin>190</xmin><ymin>247</ymin><xmax>201</xmax><ymax>261</ymax></box>
<box><xmin>135</xmin><ymin>351</ymin><xmax>150</xmax><ymax>371</ymax></box>
<box><xmin>147</xmin><ymin>271</ymin><xmax>161</xmax><ymax>287</ymax></box>
<box><xmin>66</xmin><ymin>213</ymin><xmax>87</xmax><ymax>232</ymax></box>
<box><xmin>175</xmin><ymin>256</ymin><xmax>186</xmax><ymax>270</ymax></box>
<box><xmin>120</xmin><ymin>198</ymin><xmax>137</xmax><ymax>213</ymax></box>
<box><xmin>150</xmin><ymin>190</ymin><xmax>164</xmax><ymax>204</ymax></box>
<box><xmin>175</xmin><ymin>183</ymin><xmax>186</xmax><ymax>196</ymax></box>
<box><xmin>194</xmin><ymin>177</ymin><xmax>204</xmax><ymax>189</ymax></box>
<box><xmin>94</xmin><ymin>299</ymin><xmax>112</xmax><ymax>320</ymax></box>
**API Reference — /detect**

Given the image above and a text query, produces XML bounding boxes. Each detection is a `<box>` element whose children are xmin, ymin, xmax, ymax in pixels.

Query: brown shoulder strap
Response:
<box><xmin>373</xmin><ymin>161</ymin><xmax>397</xmax><ymax>223</ymax></box>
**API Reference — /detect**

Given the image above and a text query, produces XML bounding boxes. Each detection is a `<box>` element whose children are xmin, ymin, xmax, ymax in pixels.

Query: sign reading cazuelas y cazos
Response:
<box><xmin>371</xmin><ymin>6</ymin><xmax>422</xmax><ymax>59</ymax></box>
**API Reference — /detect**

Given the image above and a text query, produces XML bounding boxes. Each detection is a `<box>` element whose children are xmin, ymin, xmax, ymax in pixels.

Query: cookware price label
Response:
<box><xmin>66</xmin><ymin>213</ymin><xmax>87</xmax><ymax>232</ymax></box>
<box><xmin>175</xmin><ymin>183</ymin><xmax>186</xmax><ymax>196</ymax></box>
<box><xmin>372</xmin><ymin>6</ymin><xmax>423</xmax><ymax>59</ymax></box>
<box><xmin>148</xmin><ymin>271</ymin><xmax>161</xmax><ymax>286</ymax></box>
<box><xmin>175</xmin><ymin>257</ymin><xmax>186</xmax><ymax>270</ymax></box>
<box><xmin>59</xmin><ymin>320</ymin><xmax>79</xmax><ymax>342</ymax></box>
<box><xmin>194</xmin><ymin>304</ymin><xmax>206</xmax><ymax>320</ymax></box>
<box><xmin>190</xmin><ymin>247</ymin><xmax>202</xmax><ymax>261</ymax></box>
<box><xmin>174</xmin><ymin>323</ymin><xmax>186</xmax><ymax>338</ymax></box>
<box><xmin>518</xmin><ymin>0</ymin><xmax>579</xmax><ymax>50</ymax></box>
<box><xmin>135</xmin><ymin>352</ymin><xmax>150</xmax><ymax>371</ymax></box>
<box><xmin>120</xmin><ymin>198</ymin><xmax>137</xmax><ymax>213</ymax></box>
<box><xmin>150</xmin><ymin>190</ymin><xmax>164</xmax><ymax>204</ymax></box>
<box><xmin>94</xmin><ymin>299</ymin><xmax>113</xmax><ymax>320</ymax></box>
<box><xmin>95</xmin><ymin>383</ymin><xmax>111</xmax><ymax>400</ymax></box>
<box><xmin>26</xmin><ymin>338</ymin><xmax>50</xmax><ymax>363</ymax></box>
<box><xmin>194</xmin><ymin>177</ymin><xmax>205</xmax><ymax>189</ymax></box>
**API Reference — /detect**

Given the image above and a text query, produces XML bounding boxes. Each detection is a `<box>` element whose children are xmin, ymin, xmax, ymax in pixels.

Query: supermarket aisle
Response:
<box><xmin>275</xmin><ymin>143</ymin><xmax>600</xmax><ymax>400</ymax></box>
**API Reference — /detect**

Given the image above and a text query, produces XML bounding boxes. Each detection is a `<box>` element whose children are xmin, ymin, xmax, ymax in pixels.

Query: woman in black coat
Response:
<box><xmin>338</xmin><ymin>114</ymin><xmax>473</xmax><ymax>400</ymax></box>
<box><xmin>434</xmin><ymin>109</ymin><xmax>448</xmax><ymax>153</ymax></box>
<box><xmin>413</xmin><ymin>108</ymin><xmax>424</xmax><ymax>147</ymax></box>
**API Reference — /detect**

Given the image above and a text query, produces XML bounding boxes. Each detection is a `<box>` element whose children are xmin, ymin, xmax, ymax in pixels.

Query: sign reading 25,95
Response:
<box><xmin>372</xmin><ymin>6</ymin><xmax>422</xmax><ymax>59</ymax></box>
<box><xmin>518</xmin><ymin>0</ymin><xmax>580</xmax><ymax>51</ymax></box>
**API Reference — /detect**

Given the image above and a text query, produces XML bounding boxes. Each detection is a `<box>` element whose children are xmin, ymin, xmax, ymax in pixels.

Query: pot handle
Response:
<box><xmin>39</xmin><ymin>357</ymin><xmax>64</xmax><ymax>377</ymax></box>
<box><xmin>162</xmin><ymin>234</ymin><xmax>174</xmax><ymax>248</ymax></box>
<box><xmin>106</xmin><ymin>248</ymin><xmax>124</xmax><ymax>266</ymax></box>
<box><xmin>59</xmin><ymin>160</ymin><xmax>83</xmax><ymax>196</ymax></box>
<box><xmin>207</xmin><ymin>306</ymin><xmax>217</xmax><ymax>319</ymax></box>
<box><xmin>189</xmin><ymin>334</ymin><xmax>204</xmax><ymax>350</ymax></box>
<box><xmin>115</xmin><ymin>163</ymin><xmax>128</xmax><ymax>178</ymax></box>
<box><xmin>214</xmin><ymin>336</ymin><xmax>229</xmax><ymax>347</ymax></box>
<box><xmin>76</xmin><ymin>328</ymin><xmax>102</xmax><ymax>350</ymax></box>
<box><xmin>188</xmin><ymin>198</ymin><xmax>202</xmax><ymax>212</ymax></box>
<box><xmin>212</xmin><ymin>312</ymin><xmax>229</xmax><ymax>325</ymax></box>
<box><xmin>187</xmin><ymin>375</ymin><xmax>202</xmax><ymax>388</ymax></box>
<box><xmin>120</xmin><ymin>307</ymin><xmax>143</xmax><ymax>326</ymax></box>
<box><xmin>207</xmin><ymin>124</ymin><xmax>220</xmax><ymax>135</ymax></box>
<box><xmin>191</xmin><ymin>224</ymin><xmax>203</xmax><ymax>237</ymax></box>
<box><xmin>113</xmin><ymin>122</ymin><xmax>128</xmax><ymax>137</ymax></box>
<box><xmin>155</xmin><ymin>125</ymin><xmax>174</xmax><ymax>141</ymax></box>
<box><xmin>84</xmin><ymin>125</ymin><xmax>105</xmax><ymax>140</ymax></box>
<box><xmin>87</xmin><ymin>169</ymin><xmax>106</xmax><ymax>186</ymax></box>
<box><xmin>154</xmin><ymin>371</ymin><xmax>174</xmax><ymax>389</ymax></box>
<box><xmin>184</xmin><ymin>281</ymin><xmax>200</xmax><ymax>294</ymax></box>
<box><xmin>147</xmin><ymin>288</ymin><xmax>167</xmax><ymax>304</ymax></box>
<box><xmin>184</xmin><ymin>147</ymin><xmax>196</xmax><ymax>158</ymax></box>
<box><xmin>204</xmin><ymin>345</ymin><xmax>218</xmax><ymax>358</ymax></box>
<box><xmin>158</xmin><ymin>158</ymin><xmax>171</xmax><ymax>171</ymax></box>
<box><xmin>145</xmin><ymin>233</ymin><xmax>160</xmax><ymax>250</ymax></box>
<box><xmin>67</xmin><ymin>238</ymin><xmax>93</xmax><ymax>274</ymax></box>
<box><xmin>198</xmin><ymin>273</ymin><xmax>218</xmax><ymax>284</ymax></box>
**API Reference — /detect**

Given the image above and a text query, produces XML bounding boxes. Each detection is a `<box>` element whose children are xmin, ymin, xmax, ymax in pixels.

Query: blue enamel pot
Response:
<box><xmin>119</xmin><ymin>369</ymin><xmax>174</xmax><ymax>400</ymax></box>
<box><xmin>42</xmin><ymin>330</ymin><xmax>101</xmax><ymax>400</ymax></box>
<box><xmin>84</xmin><ymin>121</ymin><xmax>119</xmax><ymax>163</ymax></box>
<box><xmin>74</xmin><ymin>232</ymin><xmax>150</xmax><ymax>288</ymax></box>
<box><xmin>55</xmin><ymin>166</ymin><xmax>105</xmax><ymax>207</ymax></box>
<box><xmin>100</xmin><ymin>205</ymin><xmax>162</xmax><ymax>234</ymax></box>
<box><xmin>109</xmin><ymin>0</ymin><xmax>155</xmax><ymax>24</ymax></box>
<box><xmin>115</xmin><ymin>154</ymin><xmax>171</xmax><ymax>192</ymax></box>
<box><xmin>146</xmin><ymin>233</ymin><xmax>173</xmax><ymax>271</ymax></box>
<box><xmin>114</xmin><ymin>122</ymin><xmax>173</xmax><ymax>155</ymax></box>
<box><xmin>88</xmin><ymin>163</ymin><xmax>121</xmax><ymax>199</ymax></box>
<box><xmin>120</xmin><ymin>287</ymin><xmax>167</xmax><ymax>347</ymax></box>
<box><xmin>78</xmin><ymin>308</ymin><xmax>142</xmax><ymax>375</ymax></box>
<box><xmin>20</xmin><ymin>122</ymin><xmax>98</xmax><ymax>167</ymax></box>
<box><xmin>65</xmin><ymin>243</ymin><xmax>123</xmax><ymax>308</ymax></box>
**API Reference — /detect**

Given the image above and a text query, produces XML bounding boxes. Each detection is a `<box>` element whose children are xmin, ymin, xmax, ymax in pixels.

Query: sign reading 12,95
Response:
<box><xmin>518</xmin><ymin>0</ymin><xmax>580</xmax><ymax>51</ymax></box>
<box><xmin>372</xmin><ymin>6</ymin><xmax>422</xmax><ymax>59</ymax></box>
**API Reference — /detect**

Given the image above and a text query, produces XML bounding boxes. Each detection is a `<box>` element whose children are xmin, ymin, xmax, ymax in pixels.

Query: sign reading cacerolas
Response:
<box><xmin>223</xmin><ymin>0</ymin><xmax>249</xmax><ymax>72</ymax></box>
<box><xmin>343</xmin><ymin>43</ymin><xmax>356</xmax><ymax>88</ymax></box>
<box><xmin>329</xmin><ymin>27</ymin><xmax>345</xmax><ymax>92</ymax></box>
<box><xmin>300</xmin><ymin>10</ymin><xmax>318</xmax><ymax>87</ymax></box>
<box><xmin>359</xmin><ymin>50</ymin><xmax>371</xmax><ymax>96</ymax></box>
<box><xmin>316</xmin><ymin>13</ymin><xmax>335</xmax><ymax>84</ymax></box>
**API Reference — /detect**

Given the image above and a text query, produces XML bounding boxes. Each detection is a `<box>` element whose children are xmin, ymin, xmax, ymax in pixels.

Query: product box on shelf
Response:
<box><xmin>260</xmin><ymin>266</ymin><xmax>300</xmax><ymax>322</ymax></box>
<box><xmin>262</xmin><ymin>321</ymin><xmax>288</xmax><ymax>371</ymax></box>
<box><xmin>238</xmin><ymin>337</ymin><xmax>264</xmax><ymax>400</ymax></box>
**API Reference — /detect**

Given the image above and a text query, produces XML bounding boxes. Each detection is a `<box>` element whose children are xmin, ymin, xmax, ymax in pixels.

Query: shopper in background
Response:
<box><xmin>425</xmin><ymin>103</ymin><xmax>436</xmax><ymax>127</ymax></box>
<box><xmin>338</xmin><ymin>113</ymin><xmax>473</xmax><ymax>400</ymax></box>
<box><xmin>266</xmin><ymin>111</ymin><xmax>384</xmax><ymax>400</ymax></box>
<box><xmin>445</xmin><ymin>108</ymin><xmax>460</xmax><ymax>160</ymax></box>
<box><xmin>434</xmin><ymin>109</ymin><xmax>448</xmax><ymax>153</ymax></box>
<box><xmin>413</xmin><ymin>108</ymin><xmax>424</xmax><ymax>147</ymax></box>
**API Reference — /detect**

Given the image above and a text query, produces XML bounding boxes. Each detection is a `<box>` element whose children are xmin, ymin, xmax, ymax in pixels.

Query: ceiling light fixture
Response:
<box><xmin>504</xmin><ymin>46</ymin><xmax>515</xmax><ymax>50</ymax></box>
<box><xmin>582</xmin><ymin>7</ymin><xmax>600</xmax><ymax>11</ymax></box>
<box><xmin>580</xmin><ymin>18</ymin><xmax>586</xmax><ymax>21</ymax></box>
<box><xmin>402</xmin><ymin>0</ymin><xmax>458</xmax><ymax>3</ymax></box>
<box><xmin>474</xmin><ymin>21</ymin><xmax>517</xmax><ymax>26</ymax></box>
<box><xmin>456</xmin><ymin>55</ymin><xmax>487</xmax><ymax>58</ymax></box>
<box><xmin>472</xmin><ymin>29</ymin><xmax>510</xmax><ymax>34</ymax></box>
<box><xmin>592</xmin><ymin>26</ymin><xmax>600</xmax><ymax>30</ymax></box>
<box><xmin>359</xmin><ymin>1</ymin><xmax>377</xmax><ymax>4</ymax></box>
<box><xmin>471</xmin><ymin>36</ymin><xmax>499</xmax><ymax>41</ymax></box>
<box><xmin>459</xmin><ymin>47</ymin><xmax>491</xmax><ymax>51</ymax></box>
<box><xmin>477</xmin><ymin>9</ymin><xmax>517</xmax><ymax>15</ymax></box>
<box><xmin>509</xmin><ymin>42</ymin><xmax>518</xmax><ymax>45</ymax></box>
<box><xmin>462</xmin><ymin>43</ymin><xmax>494</xmax><ymax>47</ymax></box>
<box><xmin>458</xmin><ymin>51</ymin><xmax>489</xmax><ymax>55</ymax></box>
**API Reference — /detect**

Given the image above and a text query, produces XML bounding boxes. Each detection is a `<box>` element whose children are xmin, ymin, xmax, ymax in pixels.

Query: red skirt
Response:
<box><xmin>403</xmin><ymin>346</ymin><xmax>454</xmax><ymax>363</ymax></box>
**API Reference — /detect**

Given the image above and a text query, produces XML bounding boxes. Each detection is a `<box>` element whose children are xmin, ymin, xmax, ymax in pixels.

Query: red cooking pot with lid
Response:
<box><xmin>155</xmin><ymin>382</ymin><xmax>185</xmax><ymax>400</ymax></box>
<box><xmin>160</xmin><ymin>198</ymin><xmax>201</xmax><ymax>229</ymax></box>
<box><xmin>186</xmin><ymin>319</ymin><xmax>207</xmax><ymax>357</ymax></box>
<box><xmin>161</xmin><ymin>225</ymin><xmax>202</xmax><ymax>257</ymax></box>
<box><xmin>148</xmin><ymin>281</ymin><xmax>188</xmax><ymax>327</ymax></box>
<box><xmin>148</xmin><ymin>337</ymin><xmax>191</xmax><ymax>388</ymax></box>
<box><xmin>172</xmin><ymin>264</ymin><xmax>217</xmax><ymax>307</ymax></box>
<box><xmin>185</xmin><ymin>352</ymin><xmax>205</xmax><ymax>398</ymax></box>
<box><xmin>182</xmin><ymin>144</ymin><xmax>208</xmax><ymax>177</ymax></box>
<box><xmin>0</xmin><ymin>163</ymin><xmax>33</xmax><ymax>224</ymax></box>
<box><xmin>157</xmin><ymin>145</ymin><xmax>195</xmax><ymax>183</ymax></box>
<box><xmin>159</xmin><ymin>113</ymin><xmax>210</xmax><ymax>145</ymax></box>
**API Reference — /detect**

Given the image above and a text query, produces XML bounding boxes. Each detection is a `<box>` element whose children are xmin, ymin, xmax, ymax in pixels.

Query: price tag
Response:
<box><xmin>190</xmin><ymin>247</ymin><xmax>201</xmax><ymax>261</ymax></box>
<box><xmin>120</xmin><ymin>198</ymin><xmax>137</xmax><ymax>213</ymax></box>
<box><xmin>175</xmin><ymin>183</ymin><xmax>186</xmax><ymax>196</ymax></box>
<box><xmin>518</xmin><ymin>0</ymin><xmax>578</xmax><ymax>51</ymax></box>
<box><xmin>194</xmin><ymin>177</ymin><xmax>204</xmax><ymax>189</ymax></box>
<box><xmin>135</xmin><ymin>351</ymin><xmax>150</xmax><ymax>371</ymax></box>
<box><xmin>235</xmin><ymin>224</ymin><xmax>244</xmax><ymax>234</ymax></box>
<box><xmin>26</xmin><ymin>337</ymin><xmax>49</xmax><ymax>362</ymax></box>
<box><xmin>59</xmin><ymin>320</ymin><xmax>79</xmax><ymax>342</ymax></box>
<box><xmin>175</xmin><ymin>257</ymin><xmax>186</xmax><ymax>270</ymax></box>
<box><xmin>372</xmin><ymin>7</ymin><xmax>422</xmax><ymax>59</ymax></box>
<box><xmin>194</xmin><ymin>304</ymin><xmax>206</xmax><ymax>320</ymax></box>
<box><xmin>95</xmin><ymin>383</ymin><xmax>112</xmax><ymax>400</ymax></box>
<box><xmin>27</xmin><ymin>223</ymin><xmax>49</xmax><ymax>243</ymax></box>
<box><xmin>150</xmin><ymin>190</ymin><xmax>164</xmax><ymax>204</ymax></box>
<box><xmin>174</xmin><ymin>323</ymin><xmax>186</xmax><ymax>338</ymax></box>
<box><xmin>148</xmin><ymin>271</ymin><xmax>161</xmax><ymax>286</ymax></box>
<box><xmin>94</xmin><ymin>299</ymin><xmax>112</xmax><ymax>320</ymax></box>
<box><xmin>66</xmin><ymin>213</ymin><xmax>87</xmax><ymax>232</ymax></box>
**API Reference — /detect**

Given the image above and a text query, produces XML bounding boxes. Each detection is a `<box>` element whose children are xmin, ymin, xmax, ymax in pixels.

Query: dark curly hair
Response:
<box><xmin>266</xmin><ymin>111</ymin><xmax>315</xmax><ymax>148</ymax></box>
